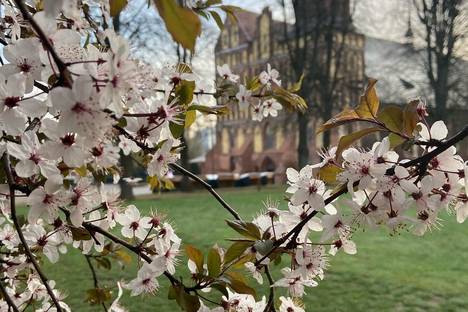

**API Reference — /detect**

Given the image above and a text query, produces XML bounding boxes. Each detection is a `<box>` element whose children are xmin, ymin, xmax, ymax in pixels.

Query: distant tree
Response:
<box><xmin>280</xmin><ymin>0</ymin><xmax>359</xmax><ymax>167</ymax></box>
<box><xmin>413</xmin><ymin>0</ymin><xmax>468</xmax><ymax>119</ymax></box>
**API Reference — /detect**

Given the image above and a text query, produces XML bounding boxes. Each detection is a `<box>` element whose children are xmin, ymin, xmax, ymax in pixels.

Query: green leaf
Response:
<box><xmin>185</xmin><ymin>245</ymin><xmax>204</xmax><ymax>273</ymax></box>
<box><xmin>336</xmin><ymin>127</ymin><xmax>381</xmax><ymax>158</ymax></box>
<box><xmin>154</xmin><ymin>0</ymin><xmax>201</xmax><ymax>52</ymax></box>
<box><xmin>71</xmin><ymin>227</ymin><xmax>92</xmax><ymax>241</ymax></box>
<box><xmin>210</xmin><ymin>282</ymin><xmax>229</xmax><ymax>297</ymax></box>
<box><xmin>109</xmin><ymin>0</ymin><xmax>128</xmax><ymax>17</ymax></box>
<box><xmin>288</xmin><ymin>73</ymin><xmax>305</xmax><ymax>93</ymax></box>
<box><xmin>224</xmin><ymin>241</ymin><xmax>252</xmax><ymax>265</ymax></box>
<box><xmin>184</xmin><ymin>110</ymin><xmax>196</xmax><ymax>129</ymax></box>
<box><xmin>318</xmin><ymin>164</ymin><xmax>343</xmax><ymax>184</ymax></box>
<box><xmin>253</xmin><ymin>240</ymin><xmax>273</xmax><ymax>256</ymax></box>
<box><xmin>226</xmin><ymin>220</ymin><xmax>261</xmax><ymax>240</ymax></box>
<box><xmin>169</xmin><ymin>121</ymin><xmax>185</xmax><ymax>138</ymax></box>
<box><xmin>272</xmin><ymin>85</ymin><xmax>307</xmax><ymax>112</ymax></box>
<box><xmin>86</xmin><ymin>288</ymin><xmax>112</xmax><ymax>305</ymax></box>
<box><xmin>188</xmin><ymin>104</ymin><xmax>229</xmax><ymax>115</ymax></box>
<box><xmin>355</xmin><ymin>78</ymin><xmax>380</xmax><ymax>119</ymax></box>
<box><xmin>176</xmin><ymin>80</ymin><xmax>195</xmax><ymax>106</ymax></box>
<box><xmin>317</xmin><ymin>107</ymin><xmax>359</xmax><ymax>133</ymax></box>
<box><xmin>227</xmin><ymin>275</ymin><xmax>256</xmax><ymax>297</ymax></box>
<box><xmin>377</xmin><ymin>105</ymin><xmax>404</xmax><ymax>133</ymax></box>
<box><xmin>388</xmin><ymin>132</ymin><xmax>407</xmax><ymax>148</ymax></box>
<box><xmin>402</xmin><ymin>99</ymin><xmax>420</xmax><ymax>137</ymax></box>
<box><xmin>168</xmin><ymin>285</ymin><xmax>201</xmax><ymax>312</ymax></box>
<box><xmin>207</xmin><ymin>248</ymin><xmax>222</xmax><ymax>277</ymax></box>
<box><xmin>209</xmin><ymin>10</ymin><xmax>224</xmax><ymax>30</ymax></box>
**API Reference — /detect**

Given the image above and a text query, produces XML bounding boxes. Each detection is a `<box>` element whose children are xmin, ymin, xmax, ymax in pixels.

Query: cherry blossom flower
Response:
<box><xmin>1</xmin><ymin>38</ymin><xmax>42</xmax><ymax>92</ymax></box>
<box><xmin>124</xmin><ymin>264</ymin><xmax>159</xmax><ymax>296</ymax></box>
<box><xmin>262</xmin><ymin>98</ymin><xmax>282</xmax><ymax>117</ymax></box>
<box><xmin>24</xmin><ymin>225</ymin><xmax>60</xmax><ymax>263</ymax></box>
<box><xmin>216</xmin><ymin>64</ymin><xmax>239</xmax><ymax>83</ymax></box>
<box><xmin>259</xmin><ymin>63</ymin><xmax>281</xmax><ymax>87</ymax></box>
<box><xmin>235</xmin><ymin>84</ymin><xmax>252</xmax><ymax>108</ymax></box>
<box><xmin>8</xmin><ymin>131</ymin><xmax>61</xmax><ymax>183</ymax></box>
<box><xmin>273</xmin><ymin>267</ymin><xmax>317</xmax><ymax>297</ymax></box>
<box><xmin>147</xmin><ymin>139</ymin><xmax>179</xmax><ymax>178</ymax></box>
<box><xmin>116</xmin><ymin>205</ymin><xmax>152</xmax><ymax>240</ymax></box>
<box><xmin>279</xmin><ymin>296</ymin><xmax>305</xmax><ymax>312</ymax></box>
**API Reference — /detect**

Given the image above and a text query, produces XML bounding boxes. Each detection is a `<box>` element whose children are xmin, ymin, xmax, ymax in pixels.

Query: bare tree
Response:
<box><xmin>280</xmin><ymin>0</ymin><xmax>361</xmax><ymax>167</ymax></box>
<box><xmin>413</xmin><ymin>0</ymin><xmax>468</xmax><ymax>119</ymax></box>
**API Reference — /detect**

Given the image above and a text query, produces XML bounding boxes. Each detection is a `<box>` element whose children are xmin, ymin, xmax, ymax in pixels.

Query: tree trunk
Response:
<box><xmin>179</xmin><ymin>135</ymin><xmax>191</xmax><ymax>192</ymax></box>
<box><xmin>297</xmin><ymin>112</ymin><xmax>309</xmax><ymax>168</ymax></box>
<box><xmin>119</xmin><ymin>154</ymin><xmax>135</xmax><ymax>200</ymax></box>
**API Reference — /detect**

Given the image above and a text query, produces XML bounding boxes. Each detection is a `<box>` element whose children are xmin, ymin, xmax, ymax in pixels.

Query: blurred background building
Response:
<box><xmin>202</xmin><ymin>0</ymin><xmax>468</xmax><ymax>180</ymax></box>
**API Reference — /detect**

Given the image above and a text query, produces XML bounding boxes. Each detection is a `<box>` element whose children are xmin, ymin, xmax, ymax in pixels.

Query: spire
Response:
<box><xmin>405</xmin><ymin>5</ymin><xmax>414</xmax><ymax>45</ymax></box>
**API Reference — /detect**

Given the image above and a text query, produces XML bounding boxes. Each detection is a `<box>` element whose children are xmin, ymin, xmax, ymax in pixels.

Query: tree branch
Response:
<box><xmin>13</xmin><ymin>0</ymin><xmax>72</xmax><ymax>87</ymax></box>
<box><xmin>114</xmin><ymin>125</ymin><xmax>242</xmax><ymax>221</ymax></box>
<box><xmin>0</xmin><ymin>281</ymin><xmax>20</xmax><ymax>312</ymax></box>
<box><xmin>2</xmin><ymin>154</ymin><xmax>64</xmax><ymax>312</ymax></box>
<box><xmin>85</xmin><ymin>255</ymin><xmax>108</xmax><ymax>312</ymax></box>
<box><xmin>169</xmin><ymin>163</ymin><xmax>242</xmax><ymax>221</ymax></box>
<box><xmin>256</xmin><ymin>124</ymin><xmax>468</xmax><ymax>265</ymax></box>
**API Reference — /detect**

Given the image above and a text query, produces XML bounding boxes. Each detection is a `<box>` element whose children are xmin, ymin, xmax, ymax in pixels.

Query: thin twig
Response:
<box><xmin>13</xmin><ymin>0</ymin><xmax>72</xmax><ymax>87</ymax></box>
<box><xmin>264</xmin><ymin>266</ymin><xmax>276</xmax><ymax>312</ymax></box>
<box><xmin>85</xmin><ymin>255</ymin><xmax>108</xmax><ymax>312</ymax></box>
<box><xmin>2</xmin><ymin>154</ymin><xmax>64</xmax><ymax>312</ymax></box>
<box><xmin>256</xmin><ymin>124</ymin><xmax>468</xmax><ymax>265</ymax></box>
<box><xmin>82</xmin><ymin>223</ymin><xmax>180</xmax><ymax>286</ymax></box>
<box><xmin>0</xmin><ymin>281</ymin><xmax>20</xmax><ymax>312</ymax></box>
<box><xmin>114</xmin><ymin>125</ymin><xmax>243</xmax><ymax>221</ymax></box>
<box><xmin>170</xmin><ymin>163</ymin><xmax>242</xmax><ymax>221</ymax></box>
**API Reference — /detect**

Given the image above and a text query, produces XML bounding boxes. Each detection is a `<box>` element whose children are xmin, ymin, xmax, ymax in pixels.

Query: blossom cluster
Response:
<box><xmin>234</xmin><ymin>117</ymin><xmax>467</xmax><ymax>309</ymax></box>
<box><xmin>0</xmin><ymin>0</ymin><xmax>300</xmax><ymax>311</ymax></box>
<box><xmin>0</xmin><ymin>0</ymin><xmax>466</xmax><ymax>311</ymax></box>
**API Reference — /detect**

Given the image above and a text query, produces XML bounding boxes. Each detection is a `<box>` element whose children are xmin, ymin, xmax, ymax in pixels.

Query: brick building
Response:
<box><xmin>203</xmin><ymin>3</ymin><xmax>366</xmax><ymax>178</ymax></box>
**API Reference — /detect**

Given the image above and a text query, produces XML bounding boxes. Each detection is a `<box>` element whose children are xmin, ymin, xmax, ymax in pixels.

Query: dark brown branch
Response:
<box><xmin>113</xmin><ymin>125</ymin><xmax>242</xmax><ymax>221</ymax></box>
<box><xmin>2</xmin><ymin>155</ymin><xmax>64</xmax><ymax>312</ymax></box>
<box><xmin>169</xmin><ymin>163</ymin><xmax>242</xmax><ymax>221</ymax></box>
<box><xmin>85</xmin><ymin>255</ymin><xmax>108</xmax><ymax>312</ymax></box>
<box><xmin>264</xmin><ymin>266</ymin><xmax>276</xmax><ymax>312</ymax></box>
<box><xmin>256</xmin><ymin>124</ymin><xmax>468</xmax><ymax>265</ymax></box>
<box><xmin>82</xmin><ymin>223</ymin><xmax>180</xmax><ymax>286</ymax></box>
<box><xmin>13</xmin><ymin>0</ymin><xmax>72</xmax><ymax>87</ymax></box>
<box><xmin>0</xmin><ymin>282</ymin><xmax>20</xmax><ymax>312</ymax></box>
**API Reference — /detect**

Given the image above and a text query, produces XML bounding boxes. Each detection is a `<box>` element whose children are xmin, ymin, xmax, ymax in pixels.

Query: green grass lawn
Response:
<box><xmin>40</xmin><ymin>185</ymin><xmax>468</xmax><ymax>311</ymax></box>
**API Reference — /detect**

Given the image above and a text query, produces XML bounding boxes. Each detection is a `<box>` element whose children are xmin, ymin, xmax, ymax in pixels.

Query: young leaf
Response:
<box><xmin>402</xmin><ymin>99</ymin><xmax>420</xmax><ymax>136</ymax></box>
<box><xmin>210</xmin><ymin>10</ymin><xmax>224</xmax><ymax>30</ymax></box>
<box><xmin>154</xmin><ymin>0</ymin><xmax>201</xmax><ymax>52</ymax></box>
<box><xmin>224</xmin><ymin>241</ymin><xmax>252</xmax><ymax>265</ymax></box>
<box><xmin>185</xmin><ymin>245</ymin><xmax>204</xmax><ymax>272</ymax></box>
<box><xmin>355</xmin><ymin>78</ymin><xmax>380</xmax><ymax>119</ymax></box>
<box><xmin>207</xmin><ymin>248</ymin><xmax>222</xmax><ymax>277</ymax></box>
<box><xmin>336</xmin><ymin>127</ymin><xmax>381</xmax><ymax>158</ymax></box>
<box><xmin>86</xmin><ymin>288</ymin><xmax>112</xmax><ymax>305</ymax></box>
<box><xmin>317</xmin><ymin>107</ymin><xmax>359</xmax><ymax>133</ymax></box>
<box><xmin>227</xmin><ymin>276</ymin><xmax>256</xmax><ymax>297</ymax></box>
<box><xmin>226</xmin><ymin>220</ymin><xmax>261</xmax><ymax>240</ymax></box>
<box><xmin>185</xmin><ymin>110</ymin><xmax>196</xmax><ymax>129</ymax></box>
<box><xmin>318</xmin><ymin>164</ymin><xmax>343</xmax><ymax>184</ymax></box>
<box><xmin>377</xmin><ymin>105</ymin><xmax>404</xmax><ymax>133</ymax></box>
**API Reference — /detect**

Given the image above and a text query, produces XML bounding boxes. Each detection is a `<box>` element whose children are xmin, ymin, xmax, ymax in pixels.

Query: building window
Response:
<box><xmin>222</xmin><ymin>128</ymin><xmax>229</xmax><ymax>154</ymax></box>
<box><xmin>254</xmin><ymin>126</ymin><xmax>263</xmax><ymax>153</ymax></box>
